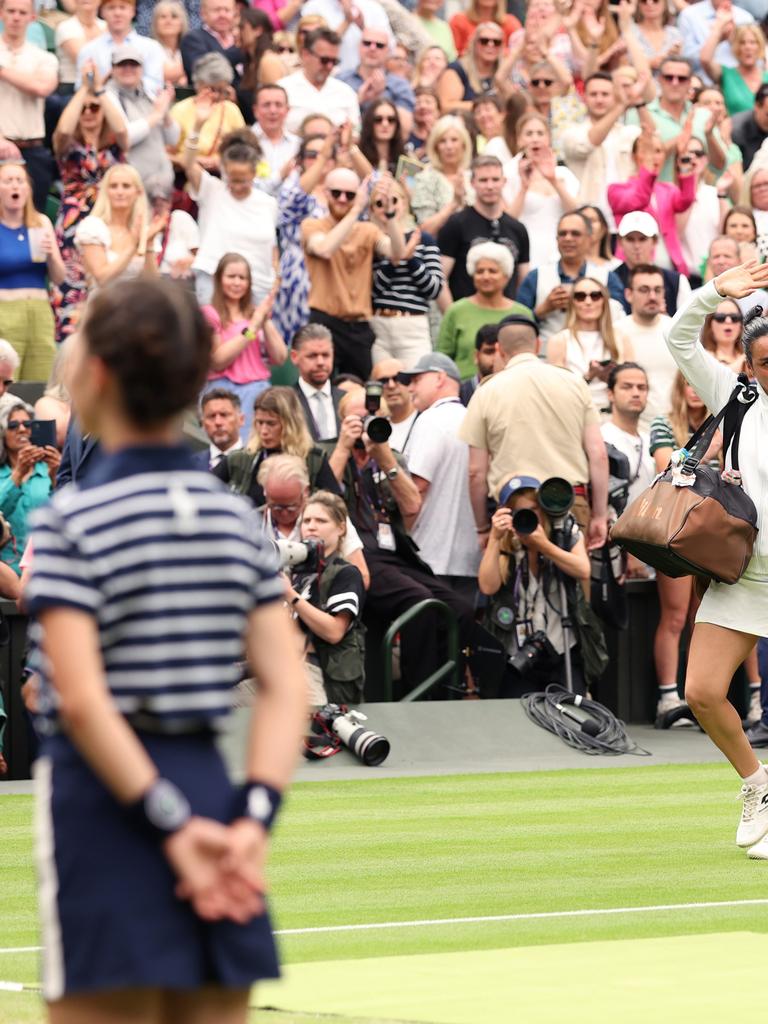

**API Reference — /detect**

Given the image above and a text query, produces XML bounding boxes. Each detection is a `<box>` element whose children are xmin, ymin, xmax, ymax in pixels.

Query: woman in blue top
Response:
<box><xmin>0</xmin><ymin>401</ymin><xmax>59</xmax><ymax>577</ymax></box>
<box><xmin>0</xmin><ymin>162</ymin><xmax>66</xmax><ymax>381</ymax></box>
<box><xmin>25</xmin><ymin>276</ymin><xmax>307</xmax><ymax>1023</ymax></box>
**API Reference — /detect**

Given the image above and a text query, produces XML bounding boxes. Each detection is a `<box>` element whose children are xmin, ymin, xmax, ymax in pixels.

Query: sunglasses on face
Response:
<box><xmin>277</xmin><ymin>45</ymin><xmax>295</xmax><ymax>54</ymax></box>
<box><xmin>6</xmin><ymin>419</ymin><xmax>31</xmax><ymax>431</ymax></box>
<box><xmin>311</xmin><ymin>51</ymin><xmax>340</xmax><ymax>66</ymax></box>
<box><xmin>362</xmin><ymin>38</ymin><xmax>386</xmax><ymax>49</ymax></box>
<box><xmin>82</xmin><ymin>102</ymin><xmax>101</xmax><ymax>113</ymax></box>
<box><xmin>531</xmin><ymin>78</ymin><xmax>554</xmax><ymax>87</ymax></box>
<box><xmin>477</xmin><ymin>36</ymin><xmax>502</xmax><ymax>46</ymax></box>
<box><xmin>374</xmin><ymin>114</ymin><xmax>397</xmax><ymax>124</ymax></box>
<box><xmin>686</xmin><ymin>149</ymin><xmax>706</xmax><ymax>158</ymax></box>
<box><xmin>711</xmin><ymin>311</ymin><xmax>743</xmax><ymax>323</ymax></box>
<box><xmin>573</xmin><ymin>290</ymin><xmax>603</xmax><ymax>302</ymax></box>
<box><xmin>374</xmin><ymin>375</ymin><xmax>400</xmax><ymax>385</ymax></box>
<box><xmin>329</xmin><ymin>188</ymin><xmax>357</xmax><ymax>201</ymax></box>
<box><xmin>662</xmin><ymin>73</ymin><xmax>690</xmax><ymax>83</ymax></box>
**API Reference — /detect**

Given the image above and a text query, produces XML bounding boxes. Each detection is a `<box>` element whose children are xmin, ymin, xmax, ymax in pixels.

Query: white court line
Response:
<box><xmin>3</xmin><ymin>897</ymin><xmax>767</xmax><ymax>953</ymax></box>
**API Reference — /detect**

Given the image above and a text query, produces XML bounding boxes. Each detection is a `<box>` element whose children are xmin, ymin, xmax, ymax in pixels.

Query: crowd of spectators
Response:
<box><xmin>2</xmin><ymin>0</ymin><xmax>768</xmax><ymax>775</ymax></box>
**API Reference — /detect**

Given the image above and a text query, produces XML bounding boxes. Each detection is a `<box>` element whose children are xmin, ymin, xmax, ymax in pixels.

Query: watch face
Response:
<box><xmin>145</xmin><ymin>779</ymin><xmax>191</xmax><ymax>831</ymax></box>
<box><xmin>248</xmin><ymin>785</ymin><xmax>271</xmax><ymax>823</ymax></box>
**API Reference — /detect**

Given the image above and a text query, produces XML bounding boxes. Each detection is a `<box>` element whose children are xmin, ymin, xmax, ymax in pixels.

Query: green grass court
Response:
<box><xmin>3</xmin><ymin>762</ymin><xmax>768</xmax><ymax>1023</ymax></box>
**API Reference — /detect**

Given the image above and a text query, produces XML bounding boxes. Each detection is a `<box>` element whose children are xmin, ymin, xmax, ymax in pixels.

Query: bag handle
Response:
<box><xmin>682</xmin><ymin>375</ymin><xmax>757</xmax><ymax>472</ymax></box>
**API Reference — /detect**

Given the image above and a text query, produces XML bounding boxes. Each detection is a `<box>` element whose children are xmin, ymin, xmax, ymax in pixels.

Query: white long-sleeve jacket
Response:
<box><xmin>666</xmin><ymin>280</ymin><xmax>768</xmax><ymax>577</ymax></box>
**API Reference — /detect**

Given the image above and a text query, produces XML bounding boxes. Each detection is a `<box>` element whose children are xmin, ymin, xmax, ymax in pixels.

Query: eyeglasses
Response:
<box><xmin>310</xmin><ymin>51</ymin><xmax>340</xmax><ymax>66</ymax></box>
<box><xmin>6</xmin><ymin>420</ymin><xmax>31</xmax><ymax>431</ymax></box>
<box><xmin>661</xmin><ymin>73</ymin><xmax>691</xmax><ymax>83</ymax></box>
<box><xmin>557</xmin><ymin>228</ymin><xmax>584</xmax><ymax>237</ymax></box>
<box><xmin>329</xmin><ymin>188</ymin><xmax>357</xmax><ymax>201</ymax></box>
<box><xmin>634</xmin><ymin>285</ymin><xmax>664</xmax><ymax>295</ymax></box>
<box><xmin>82</xmin><ymin>102</ymin><xmax>101</xmax><ymax>113</ymax></box>
<box><xmin>268</xmin><ymin>502</ymin><xmax>301</xmax><ymax>513</ymax></box>
<box><xmin>573</xmin><ymin>290</ymin><xmax>603</xmax><ymax>302</ymax></box>
<box><xmin>374</xmin><ymin>114</ymin><xmax>397</xmax><ymax>124</ymax></box>
<box><xmin>711</xmin><ymin>311</ymin><xmax>743</xmax><ymax>323</ymax></box>
<box><xmin>477</xmin><ymin>36</ymin><xmax>503</xmax><ymax>46</ymax></box>
<box><xmin>373</xmin><ymin>375</ymin><xmax>400</xmax><ymax>385</ymax></box>
<box><xmin>531</xmin><ymin>78</ymin><xmax>554</xmax><ymax>87</ymax></box>
<box><xmin>362</xmin><ymin>38</ymin><xmax>387</xmax><ymax>49</ymax></box>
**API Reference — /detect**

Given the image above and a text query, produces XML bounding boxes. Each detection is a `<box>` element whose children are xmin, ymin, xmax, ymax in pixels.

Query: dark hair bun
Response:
<box><xmin>741</xmin><ymin>312</ymin><xmax>768</xmax><ymax>364</ymax></box>
<box><xmin>219</xmin><ymin>129</ymin><xmax>262</xmax><ymax>163</ymax></box>
<box><xmin>83</xmin><ymin>275</ymin><xmax>212</xmax><ymax>426</ymax></box>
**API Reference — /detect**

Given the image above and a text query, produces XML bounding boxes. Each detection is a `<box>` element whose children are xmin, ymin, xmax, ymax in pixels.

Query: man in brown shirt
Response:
<box><xmin>302</xmin><ymin>167</ymin><xmax>405</xmax><ymax>379</ymax></box>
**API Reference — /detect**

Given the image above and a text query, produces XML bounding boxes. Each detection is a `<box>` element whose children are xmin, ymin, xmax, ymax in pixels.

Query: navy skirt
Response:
<box><xmin>34</xmin><ymin>731</ymin><xmax>280</xmax><ymax>1000</ymax></box>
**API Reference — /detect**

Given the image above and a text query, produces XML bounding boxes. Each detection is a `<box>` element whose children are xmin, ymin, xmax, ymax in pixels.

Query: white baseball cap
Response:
<box><xmin>617</xmin><ymin>211</ymin><xmax>659</xmax><ymax>238</ymax></box>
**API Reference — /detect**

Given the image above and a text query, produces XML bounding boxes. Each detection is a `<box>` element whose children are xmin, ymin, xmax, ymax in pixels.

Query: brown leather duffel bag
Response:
<box><xmin>611</xmin><ymin>376</ymin><xmax>758</xmax><ymax>584</ymax></box>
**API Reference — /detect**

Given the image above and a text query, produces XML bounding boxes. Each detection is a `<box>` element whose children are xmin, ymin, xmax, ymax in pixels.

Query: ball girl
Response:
<box><xmin>26</xmin><ymin>275</ymin><xmax>307</xmax><ymax>1023</ymax></box>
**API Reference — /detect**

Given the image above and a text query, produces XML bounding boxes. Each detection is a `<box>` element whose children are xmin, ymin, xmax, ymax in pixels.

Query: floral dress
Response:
<box><xmin>52</xmin><ymin>140</ymin><xmax>124</xmax><ymax>343</ymax></box>
<box><xmin>273</xmin><ymin>174</ymin><xmax>326</xmax><ymax>344</ymax></box>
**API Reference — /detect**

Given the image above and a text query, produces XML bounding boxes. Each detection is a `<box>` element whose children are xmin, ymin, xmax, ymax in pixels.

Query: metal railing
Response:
<box><xmin>381</xmin><ymin>599</ymin><xmax>459</xmax><ymax>702</ymax></box>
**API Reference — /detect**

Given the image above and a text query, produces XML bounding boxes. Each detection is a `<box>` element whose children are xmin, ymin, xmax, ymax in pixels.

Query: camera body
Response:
<box><xmin>313</xmin><ymin>703</ymin><xmax>390</xmax><ymax>765</ymax></box>
<box><xmin>354</xmin><ymin>381</ymin><xmax>392</xmax><ymax>448</ymax></box>
<box><xmin>508</xmin><ymin>630</ymin><xmax>558</xmax><ymax>676</ymax></box>
<box><xmin>276</xmin><ymin>537</ymin><xmax>323</xmax><ymax>573</ymax></box>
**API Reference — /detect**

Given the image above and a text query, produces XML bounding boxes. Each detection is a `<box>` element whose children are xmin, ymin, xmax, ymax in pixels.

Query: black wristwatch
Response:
<box><xmin>131</xmin><ymin>778</ymin><xmax>191</xmax><ymax>841</ymax></box>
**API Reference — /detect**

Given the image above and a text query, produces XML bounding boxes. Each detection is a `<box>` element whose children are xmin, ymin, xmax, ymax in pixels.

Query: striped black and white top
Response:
<box><xmin>372</xmin><ymin>229</ymin><xmax>444</xmax><ymax>316</ymax></box>
<box><xmin>26</xmin><ymin>445</ymin><xmax>283</xmax><ymax>732</ymax></box>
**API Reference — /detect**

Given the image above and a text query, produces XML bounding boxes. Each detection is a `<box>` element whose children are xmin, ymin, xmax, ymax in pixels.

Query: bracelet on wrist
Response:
<box><xmin>290</xmin><ymin>594</ymin><xmax>301</xmax><ymax>606</ymax></box>
<box><xmin>476</xmin><ymin>525</ymin><xmax>491</xmax><ymax>534</ymax></box>
<box><xmin>128</xmin><ymin>777</ymin><xmax>191</xmax><ymax>842</ymax></box>
<box><xmin>242</xmin><ymin>327</ymin><xmax>257</xmax><ymax>340</ymax></box>
<box><xmin>234</xmin><ymin>781</ymin><xmax>283</xmax><ymax>831</ymax></box>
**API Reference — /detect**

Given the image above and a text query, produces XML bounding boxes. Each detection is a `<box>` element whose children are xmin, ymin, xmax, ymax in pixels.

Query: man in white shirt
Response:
<box><xmin>370</xmin><ymin>358</ymin><xmax>418</xmax><ymax>455</ymax></box>
<box><xmin>250</xmin><ymin>84</ymin><xmax>299</xmax><ymax>197</ymax></box>
<box><xmin>300</xmin><ymin>0</ymin><xmax>392</xmax><ymax>76</ymax></box>
<box><xmin>0</xmin><ymin>0</ymin><xmax>58</xmax><ymax>210</ymax></box>
<box><xmin>199</xmin><ymin>388</ymin><xmax>244</xmax><ymax>469</ymax></box>
<box><xmin>600</xmin><ymin>363</ymin><xmax>655</xmax><ymax>508</ymax></box>
<box><xmin>291</xmin><ymin>323</ymin><xmax>345</xmax><ymax>442</ymax></box>
<box><xmin>612</xmin><ymin>263</ymin><xmax>676</xmax><ymax>430</ymax></box>
<box><xmin>561</xmin><ymin>72</ymin><xmax>640</xmax><ymax>230</ymax></box>
<box><xmin>277</xmin><ymin>27</ymin><xmax>360</xmax><ymax>134</ymax></box>
<box><xmin>399</xmin><ymin>352</ymin><xmax>479</xmax><ymax>597</ymax></box>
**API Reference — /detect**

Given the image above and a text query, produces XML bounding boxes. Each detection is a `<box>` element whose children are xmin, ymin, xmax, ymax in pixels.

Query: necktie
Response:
<box><xmin>312</xmin><ymin>390</ymin><xmax>331</xmax><ymax>439</ymax></box>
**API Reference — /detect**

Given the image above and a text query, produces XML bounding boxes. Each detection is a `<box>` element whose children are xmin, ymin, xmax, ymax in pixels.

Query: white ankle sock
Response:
<box><xmin>742</xmin><ymin>764</ymin><xmax>768</xmax><ymax>787</ymax></box>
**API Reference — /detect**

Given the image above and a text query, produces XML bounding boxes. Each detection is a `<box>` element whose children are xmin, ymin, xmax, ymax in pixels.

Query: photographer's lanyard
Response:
<box><xmin>352</xmin><ymin>460</ymin><xmax>396</xmax><ymax>551</ymax></box>
<box><xmin>513</xmin><ymin>552</ymin><xmax>551</xmax><ymax>645</ymax></box>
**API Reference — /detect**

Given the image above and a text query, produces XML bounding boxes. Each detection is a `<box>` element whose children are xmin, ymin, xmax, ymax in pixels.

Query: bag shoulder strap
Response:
<box><xmin>685</xmin><ymin>375</ymin><xmax>757</xmax><ymax>470</ymax></box>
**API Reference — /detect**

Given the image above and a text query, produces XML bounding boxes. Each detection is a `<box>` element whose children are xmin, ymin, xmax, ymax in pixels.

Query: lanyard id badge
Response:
<box><xmin>376</xmin><ymin>515</ymin><xmax>396</xmax><ymax>551</ymax></box>
<box><xmin>516</xmin><ymin>619</ymin><xmax>533</xmax><ymax>649</ymax></box>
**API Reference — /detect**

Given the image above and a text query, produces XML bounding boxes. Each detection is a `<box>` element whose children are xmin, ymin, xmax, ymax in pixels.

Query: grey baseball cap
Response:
<box><xmin>112</xmin><ymin>43</ymin><xmax>144</xmax><ymax>65</ymax></box>
<box><xmin>397</xmin><ymin>352</ymin><xmax>461</xmax><ymax>383</ymax></box>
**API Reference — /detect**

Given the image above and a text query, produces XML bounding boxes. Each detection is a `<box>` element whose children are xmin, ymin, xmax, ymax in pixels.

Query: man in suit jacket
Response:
<box><xmin>180</xmin><ymin>0</ymin><xmax>242</xmax><ymax>82</ymax></box>
<box><xmin>198</xmin><ymin>387</ymin><xmax>245</xmax><ymax>470</ymax></box>
<box><xmin>58</xmin><ymin>419</ymin><xmax>103</xmax><ymax>489</ymax></box>
<box><xmin>291</xmin><ymin>323</ymin><xmax>345</xmax><ymax>442</ymax></box>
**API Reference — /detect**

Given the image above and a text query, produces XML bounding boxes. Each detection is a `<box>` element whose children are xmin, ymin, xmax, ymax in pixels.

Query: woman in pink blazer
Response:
<box><xmin>608</xmin><ymin>132</ymin><xmax>695</xmax><ymax>276</ymax></box>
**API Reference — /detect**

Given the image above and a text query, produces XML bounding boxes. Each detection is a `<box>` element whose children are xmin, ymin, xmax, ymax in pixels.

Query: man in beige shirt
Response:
<box><xmin>460</xmin><ymin>316</ymin><xmax>609</xmax><ymax>550</ymax></box>
<box><xmin>302</xmin><ymin>166</ymin><xmax>404</xmax><ymax>380</ymax></box>
<box><xmin>0</xmin><ymin>0</ymin><xmax>59</xmax><ymax>210</ymax></box>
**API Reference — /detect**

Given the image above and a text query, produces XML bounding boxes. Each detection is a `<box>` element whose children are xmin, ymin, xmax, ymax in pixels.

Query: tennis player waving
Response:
<box><xmin>666</xmin><ymin>260</ymin><xmax>768</xmax><ymax>857</ymax></box>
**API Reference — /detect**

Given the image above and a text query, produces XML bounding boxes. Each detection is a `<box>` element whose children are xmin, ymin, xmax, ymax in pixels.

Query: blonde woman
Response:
<box><xmin>412</xmin><ymin>44</ymin><xmax>449</xmax><ymax>88</ymax></box>
<box><xmin>214</xmin><ymin>386</ymin><xmax>341</xmax><ymax>506</ymax></box>
<box><xmin>74</xmin><ymin>164</ymin><xmax>163</xmax><ymax>292</ymax></box>
<box><xmin>702</xmin><ymin>19</ymin><xmax>768</xmax><ymax>115</ymax></box>
<box><xmin>151</xmin><ymin>0</ymin><xmax>189</xmax><ymax>86</ymax></box>
<box><xmin>410</xmin><ymin>114</ymin><xmax>474</xmax><ymax>236</ymax></box>
<box><xmin>438</xmin><ymin>22</ymin><xmax>506</xmax><ymax>114</ymax></box>
<box><xmin>547</xmin><ymin>276</ymin><xmax>633</xmax><ymax>412</ymax></box>
<box><xmin>449</xmin><ymin>0</ymin><xmax>521</xmax><ymax>56</ymax></box>
<box><xmin>0</xmin><ymin>162</ymin><xmax>66</xmax><ymax>381</ymax></box>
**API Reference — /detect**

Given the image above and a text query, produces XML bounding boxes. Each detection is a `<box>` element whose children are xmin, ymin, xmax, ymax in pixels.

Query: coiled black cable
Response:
<box><xmin>522</xmin><ymin>684</ymin><xmax>651</xmax><ymax>756</ymax></box>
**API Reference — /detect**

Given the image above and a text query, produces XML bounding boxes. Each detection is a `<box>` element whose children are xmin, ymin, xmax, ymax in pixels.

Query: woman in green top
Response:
<box><xmin>701</xmin><ymin>18</ymin><xmax>768</xmax><ymax>116</ymax></box>
<box><xmin>436</xmin><ymin>241</ymin><xmax>533</xmax><ymax>380</ymax></box>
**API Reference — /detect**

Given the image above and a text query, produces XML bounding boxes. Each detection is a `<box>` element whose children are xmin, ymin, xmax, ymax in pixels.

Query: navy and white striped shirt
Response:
<box><xmin>26</xmin><ymin>445</ymin><xmax>283</xmax><ymax>732</ymax></box>
<box><xmin>372</xmin><ymin>230</ymin><xmax>444</xmax><ymax>315</ymax></box>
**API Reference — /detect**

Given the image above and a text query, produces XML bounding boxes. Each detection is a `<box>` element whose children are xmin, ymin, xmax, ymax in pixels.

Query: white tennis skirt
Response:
<box><xmin>696</xmin><ymin>569</ymin><xmax>768</xmax><ymax>637</ymax></box>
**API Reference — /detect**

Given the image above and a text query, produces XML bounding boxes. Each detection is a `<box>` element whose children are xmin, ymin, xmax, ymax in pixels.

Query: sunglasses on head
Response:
<box><xmin>311</xmin><ymin>51</ymin><xmax>340</xmax><ymax>66</ymax></box>
<box><xmin>362</xmin><ymin>38</ymin><xmax>386</xmax><ymax>48</ymax></box>
<box><xmin>531</xmin><ymin>78</ymin><xmax>554</xmax><ymax>87</ymax></box>
<box><xmin>329</xmin><ymin>188</ymin><xmax>357</xmax><ymax>201</ymax></box>
<box><xmin>477</xmin><ymin>36</ymin><xmax>502</xmax><ymax>46</ymax></box>
<box><xmin>573</xmin><ymin>290</ymin><xmax>603</xmax><ymax>302</ymax></box>
<box><xmin>662</xmin><ymin>72</ymin><xmax>690</xmax><ymax>83</ymax></box>
<box><xmin>711</xmin><ymin>311</ymin><xmax>743</xmax><ymax>323</ymax></box>
<box><xmin>6</xmin><ymin>419</ymin><xmax>30</xmax><ymax>431</ymax></box>
<box><xmin>374</xmin><ymin>113</ymin><xmax>397</xmax><ymax>124</ymax></box>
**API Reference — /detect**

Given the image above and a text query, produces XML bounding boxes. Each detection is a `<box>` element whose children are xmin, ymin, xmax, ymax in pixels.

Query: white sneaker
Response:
<box><xmin>655</xmin><ymin>693</ymin><xmax>696</xmax><ymax>729</ymax></box>
<box><xmin>736</xmin><ymin>775</ymin><xmax>768</xmax><ymax>847</ymax></box>
<box><xmin>747</xmin><ymin>833</ymin><xmax>768</xmax><ymax>859</ymax></box>
<box><xmin>746</xmin><ymin>691</ymin><xmax>763</xmax><ymax>728</ymax></box>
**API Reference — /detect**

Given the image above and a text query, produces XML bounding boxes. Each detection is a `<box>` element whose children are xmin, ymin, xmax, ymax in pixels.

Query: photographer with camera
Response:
<box><xmin>478</xmin><ymin>475</ymin><xmax>593</xmax><ymax>698</ymax></box>
<box><xmin>284</xmin><ymin>490</ymin><xmax>366</xmax><ymax>706</ymax></box>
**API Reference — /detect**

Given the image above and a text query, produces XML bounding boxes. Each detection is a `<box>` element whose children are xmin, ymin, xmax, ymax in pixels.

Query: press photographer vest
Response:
<box><xmin>312</xmin><ymin>555</ymin><xmax>366</xmax><ymax>692</ymax></box>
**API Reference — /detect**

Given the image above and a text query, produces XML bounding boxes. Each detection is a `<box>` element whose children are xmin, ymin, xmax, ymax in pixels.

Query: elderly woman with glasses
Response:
<box><xmin>169</xmin><ymin>52</ymin><xmax>246</xmax><ymax>172</ymax></box>
<box><xmin>547</xmin><ymin>277</ymin><xmax>633</xmax><ymax>413</ymax></box>
<box><xmin>0</xmin><ymin>402</ymin><xmax>60</xmax><ymax>577</ymax></box>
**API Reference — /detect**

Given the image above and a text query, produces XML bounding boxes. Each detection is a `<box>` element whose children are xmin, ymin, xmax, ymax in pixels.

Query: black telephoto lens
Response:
<box><xmin>512</xmin><ymin>507</ymin><xmax>539</xmax><ymax>535</ymax></box>
<box><xmin>365</xmin><ymin>415</ymin><xmax>392</xmax><ymax>443</ymax></box>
